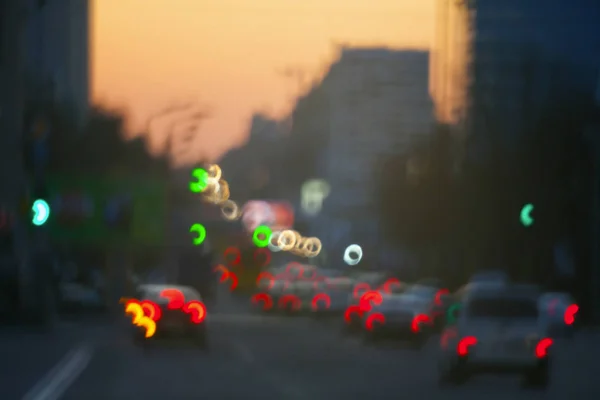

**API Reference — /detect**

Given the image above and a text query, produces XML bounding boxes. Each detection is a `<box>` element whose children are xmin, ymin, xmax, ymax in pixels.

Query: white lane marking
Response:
<box><xmin>22</xmin><ymin>343</ymin><xmax>93</xmax><ymax>400</ymax></box>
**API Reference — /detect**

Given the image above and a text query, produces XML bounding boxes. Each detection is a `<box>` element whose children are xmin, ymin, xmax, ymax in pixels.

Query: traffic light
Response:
<box><xmin>520</xmin><ymin>203</ymin><xmax>534</xmax><ymax>227</ymax></box>
<box><xmin>31</xmin><ymin>199</ymin><xmax>51</xmax><ymax>226</ymax></box>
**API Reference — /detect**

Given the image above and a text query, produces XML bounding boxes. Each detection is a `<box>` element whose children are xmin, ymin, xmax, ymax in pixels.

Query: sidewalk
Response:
<box><xmin>0</xmin><ymin>321</ymin><xmax>88</xmax><ymax>400</ymax></box>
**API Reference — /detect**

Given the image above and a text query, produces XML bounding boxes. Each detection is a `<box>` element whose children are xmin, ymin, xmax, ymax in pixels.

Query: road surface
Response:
<box><xmin>6</xmin><ymin>289</ymin><xmax>600</xmax><ymax>399</ymax></box>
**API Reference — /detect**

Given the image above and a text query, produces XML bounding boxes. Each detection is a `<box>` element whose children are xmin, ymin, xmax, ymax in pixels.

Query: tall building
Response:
<box><xmin>316</xmin><ymin>47</ymin><xmax>434</xmax><ymax>251</ymax></box>
<box><xmin>430</xmin><ymin>0</ymin><xmax>471</xmax><ymax>126</ymax></box>
<box><xmin>432</xmin><ymin>0</ymin><xmax>600</xmax><ymax>163</ymax></box>
<box><xmin>25</xmin><ymin>0</ymin><xmax>90</xmax><ymax>128</ymax></box>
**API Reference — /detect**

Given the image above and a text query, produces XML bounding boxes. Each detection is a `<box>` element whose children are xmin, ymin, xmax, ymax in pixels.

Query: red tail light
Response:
<box><xmin>535</xmin><ymin>338</ymin><xmax>553</xmax><ymax>358</ymax></box>
<box><xmin>434</xmin><ymin>288</ymin><xmax>450</xmax><ymax>306</ymax></box>
<box><xmin>564</xmin><ymin>304</ymin><xmax>579</xmax><ymax>325</ymax></box>
<box><xmin>457</xmin><ymin>336</ymin><xmax>477</xmax><ymax>356</ymax></box>
<box><xmin>359</xmin><ymin>291</ymin><xmax>383</xmax><ymax>312</ymax></box>
<box><xmin>140</xmin><ymin>300</ymin><xmax>162</xmax><ymax>322</ymax></box>
<box><xmin>380</xmin><ymin>278</ymin><xmax>401</xmax><ymax>294</ymax></box>
<box><xmin>365</xmin><ymin>313</ymin><xmax>385</xmax><ymax>331</ymax></box>
<box><xmin>441</xmin><ymin>328</ymin><xmax>458</xmax><ymax>349</ymax></box>
<box><xmin>278</xmin><ymin>294</ymin><xmax>301</xmax><ymax>311</ymax></box>
<box><xmin>255</xmin><ymin>272</ymin><xmax>275</xmax><ymax>289</ymax></box>
<box><xmin>251</xmin><ymin>293</ymin><xmax>273</xmax><ymax>310</ymax></box>
<box><xmin>182</xmin><ymin>300</ymin><xmax>207</xmax><ymax>324</ymax></box>
<box><xmin>159</xmin><ymin>288</ymin><xmax>185</xmax><ymax>310</ymax></box>
<box><xmin>353</xmin><ymin>283</ymin><xmax>371</xmax><ymax>299</ymax></box>
<box><xmin>344</xmin><ymin>305</ymin><xmax>363</xmax><ymax>324</ymax></box>
<box><xmin>411</xmin><ymin>313</ymin><xmax>431</xmax><ymax>333</ymax></box>
<box><xmin>311</xmin><ymin>293</ymin><xmax>331</xmax><ymax>311</ymax></box>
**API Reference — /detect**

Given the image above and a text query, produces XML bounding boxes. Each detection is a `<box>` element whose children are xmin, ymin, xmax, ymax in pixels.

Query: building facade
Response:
<box><xmin>432</xmin><ymin>0</ymin><xmax>600</xmax><ymax>164</ymax></box>
<box><xmin>25</xmin><ymin>0</ymin><xmax>90</xmax><ymax>127</ymax></box>
<box><xmin>316</xmin><ymin>47</ymin><xmax>435</xmax><ymax>252</ymax></box>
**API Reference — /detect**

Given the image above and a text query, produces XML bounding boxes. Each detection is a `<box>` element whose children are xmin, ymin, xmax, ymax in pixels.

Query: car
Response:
<box><xmin>361</xmin><ymin>294</ymin><xmax>431</xmax><ymax>348</ymax></box>
<box><xmin>343</xmin><ymin>274</ymin><xmax>404</xmax><ymax>334</ymax></box>
<box><xmin>255</xmin><ymin>266</ymin><xmax>291</xmax><ymax>312</ymax></box>
<box><xmin>437</xmin><ymin>284</ymin><xmax>551</xmax><ymax>389</ymax></box>
<box><xmin>131</xmin><ymin>284</ymin><xmax>209</xmax><ymax>349</ymax></box>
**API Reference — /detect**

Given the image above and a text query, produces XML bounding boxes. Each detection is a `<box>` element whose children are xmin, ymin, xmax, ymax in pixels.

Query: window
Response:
<box><xmin>467</xmin><ymin>297</ymin><xmax>538</xmax><ymax>319</ymax></box>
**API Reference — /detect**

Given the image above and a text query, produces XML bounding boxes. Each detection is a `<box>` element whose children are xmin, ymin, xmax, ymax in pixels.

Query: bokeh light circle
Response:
<box><xmin>221</xmin><ymin>200</ymin><xmax>241</xmax><ymax>220</ymax></box>
<box><xmin>207</xmin><ymin>164</ymin><xmax>222</xmax><ymax>180</ymax></box>
<box><xmin>303</xmin><ymin>237</ymin><xmax>322</xmax><ymax>258</ymax></box>
<box><xmin>189</xmin><ymin>168</ymin><xmax>209</xmax><ymax>193</ymax></box>
<box><xmin>254</xmin><ymin>248</ymin><xmax>272</xmax><ymax>267</ymax></box>
<box><xmin>223</xmin><ymin>246</ymin><xmax>241</xmax><ymax>266</ymax></box>
<box><xmin>446</xmin><ymin>303</ymin><xmax>461</xmax><ymax>325</ymax></box>
<box><xmin>343</xmin><ymin>244</ymin><xmax>362</xmax><ymax>265</ymax></box>
<box><xmin>189</xmin><ymin>223</ymin><xmax>207</xmax><ymax>246</ymax></box>
<box><xmin>268</xmin><ymin>231</ymin><xmax>283</xmax><ymax>252</ymax></box>
<box><xmin>277</xmin><ymin>230</ymin><xmax>297</xmax><ymax>251</ymax></box>
<box><xmin>253</xmin><ymin>225</ymin><xmax>272</xmax><ymax>248</ymax></box>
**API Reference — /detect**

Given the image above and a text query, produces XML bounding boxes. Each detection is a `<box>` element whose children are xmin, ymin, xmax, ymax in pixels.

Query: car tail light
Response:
<box><xmin>278</xmin><ymin>294</ymin><xmax>301</xmax><ymax>311</ymax></box>
<box><xmin>380</xmin><ymin>278</ymin><xmax>401</xmax><ymax>294</ymax></box>
<box><xmin>365</xmin><ymin>313</ymin><xmax>385</xmax><ymax>331</ymax></box>
<box><xmin>359</xmin><ymin>290</ymin><xmax>383</xmax><ymax>312</ymax></box>
<box><xmin>535</xmin><ymin>338</ymin><xmax>553</xmax><ymax>358</ymax></box>
<box><xmin>457</xmin><ymin>336</ymin><xmax>477</xmax><ymax>356</ymax></box>
<box><xmin>411</xmin><ymin>313</ymin><xmax>431</xmax><ymax>333</ymax></box>
<box><xmin>434</xmin><ymin>288</ymin><xmax>450</xmax><ymax>306</ymax></box>
<box><xmin>311</xmin><ymin>293</ymin><xmax>331</xmax><ymax>311</ymax></box>
<box><xmin>344</xmin><ymin>305</ymin><xmax>363</xmax><ymax>324</ymax></box>
<box><xmin>251</xmin><ymin>293</ymin><xmax>273</xmax><ymax>310</ymax></box>
<box><xmin>564</xmin><ymin>304</ymin><xmax>579</xmax><ymax>325</ymax></box>
<box><xmin>140</xmin><ymin>300</ymin><xmax>162</xmax><ymax>322</ymax></box>
<box><xmin>182</xmin><ymin>300</ymin><xmax>207</xmax><ymax>324</ymax></box>
<box><xmin>353</xmin><ymin>283</ymin><xmax>371</xmax><ymax>299</ymax></box>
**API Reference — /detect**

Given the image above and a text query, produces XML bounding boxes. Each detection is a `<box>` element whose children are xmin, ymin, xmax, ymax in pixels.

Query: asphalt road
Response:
<box><xmin>8</xmin><ymin>289</ymin><xmax>600</xmax><ymax>400</ymax></box>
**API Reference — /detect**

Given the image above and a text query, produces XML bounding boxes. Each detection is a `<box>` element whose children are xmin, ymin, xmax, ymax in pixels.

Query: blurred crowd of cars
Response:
<box><xmin>250</xmin><ymin>264</ymin><xmax>579</xmax><ymax>389</ymax></box>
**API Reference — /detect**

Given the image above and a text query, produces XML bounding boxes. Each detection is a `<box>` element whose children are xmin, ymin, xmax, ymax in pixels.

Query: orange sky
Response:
<box><xmin>91</xmin><ymin>0</ymin><xmax>435</xmax><ymax>164</ymax></box>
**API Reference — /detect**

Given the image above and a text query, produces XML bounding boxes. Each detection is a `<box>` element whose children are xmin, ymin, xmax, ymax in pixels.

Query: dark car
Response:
<box><xmin>132</xmin><ymin>284</ymin><xmax>209</xmax><ymax>349</ymax></box>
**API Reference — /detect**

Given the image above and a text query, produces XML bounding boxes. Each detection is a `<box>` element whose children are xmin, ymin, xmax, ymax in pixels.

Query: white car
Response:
<box><xmin>437</xmin><ymin>285</ymin><xmax>551</xmax><ymax>389</ymax></box>
<box><xmin>132</xmin><ymin>284</ymin><xmax>209</xmax><ymax>349</ymax></box>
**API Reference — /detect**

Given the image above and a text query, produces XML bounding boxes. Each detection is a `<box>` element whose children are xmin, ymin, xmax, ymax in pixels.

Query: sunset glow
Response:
<box><xmin>92</xmin><ymin>0</ymin><xmax>435</xmax><ymax>163</ymax></box>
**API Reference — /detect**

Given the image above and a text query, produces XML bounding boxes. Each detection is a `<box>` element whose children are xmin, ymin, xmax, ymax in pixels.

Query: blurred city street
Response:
<box><xmin>4</xmin><ymin>288</ymin><xmax>598</xmax><ymax>400</ymax></box>
<box><xmin>2</xmin><ymin>0</ymin><xmax>600</xmax><ymax>399</ymax></box>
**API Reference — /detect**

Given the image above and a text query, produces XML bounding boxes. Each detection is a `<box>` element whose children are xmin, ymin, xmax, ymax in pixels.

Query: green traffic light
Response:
<box><xmin>520</xmin><ymin>203</ymin><xmax>534</xmax><ymax>227</ymax></box>
<box><xmin>189</xmin><ymin>223</ymin><xmax>207</xmax><ymax>245</ymax></box>
<box><xmin>32</xmin><ymin>199</ymin><xmax>50</xmax><ymax>226</ymax></box>
<box><xmin>189</xmin><ymin>168</ymin><xmax>209</xmax><ymax>193</ymax></box>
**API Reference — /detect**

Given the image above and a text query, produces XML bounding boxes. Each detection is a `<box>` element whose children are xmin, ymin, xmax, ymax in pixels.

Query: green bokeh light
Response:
<box><xmin>446</xmin><ymin>303</ymin><xmax>461</xmax><ymax>325</ymax></box>
<box><xmin>189</xmin><ymin>223</ymin><xmax>207</xmax><ymax>245</ymax></box>
<box><xmin>252</xmin><ymin>225</ymin><xmax>272</xmax><ymax>248</ymax></box>
<box><xmin>189</xmin><ymin>168</ymin><xmax>209</xmax><ymax>193</ymax></box>
<box><xmin>32</xmin><ymin>199</ymin><xmax>50</xmax><ymax>226</ymax></box>
<box><xmin>520</xmin><ymin>203</ymin><xmax>534</xmax><ymax>227</ymax></box>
